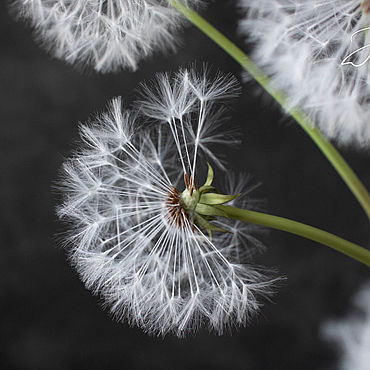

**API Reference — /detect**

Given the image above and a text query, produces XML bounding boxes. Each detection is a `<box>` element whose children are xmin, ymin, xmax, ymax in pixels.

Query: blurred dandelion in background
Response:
<box><xmin>322</xmin><ymin>281</ymin><xmax>370</xmax><ymax>370</ymax></box>
<box><xmin>10</xmin><ymin>0</ymin><xmax>203</xmax><ymax>72</ymax></box>
<box><xmin>238</xmin><ymin>0</ymin><xmax>370</xmax><ymax>147</ymax></box>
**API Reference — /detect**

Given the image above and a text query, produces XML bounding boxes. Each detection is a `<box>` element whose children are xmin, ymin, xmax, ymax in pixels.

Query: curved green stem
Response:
<box><xmin>215</xmin><ymin>205</ymin><xmax>370</xmax><ymax>267</ymax></box>
<box><xmin>169</xmin><ymin>0</ymin><xmax>370</xmax><ymax>219</ymax></box>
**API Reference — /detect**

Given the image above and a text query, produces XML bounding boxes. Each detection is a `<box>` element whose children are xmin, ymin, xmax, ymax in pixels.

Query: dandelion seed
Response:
<box><xmin>321</xmin><ymin>281</ymin><xmax>370</xmax><ymax>370</ymax></box>
<box><xmin>239</xmin><ymin>0</ymin><xmax>370</xmax><ymax>147</ymax></box>
<box><xmin>11</xmin><ymin>0</ymin><xmax>203</xmax><ymax>72</ymax></box>
<box><xmin>58</xmin><ymin>69</ymin><xmax>274</xmax><ymax>336</ymax></box>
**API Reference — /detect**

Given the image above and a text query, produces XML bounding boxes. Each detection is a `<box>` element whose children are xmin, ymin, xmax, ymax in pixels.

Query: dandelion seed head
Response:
<box><xmin>11</xmin><ymin>0</ymin><xmax>203</xmax><ymax>73</ymax></box>
<box><xmin>239</xmin><ymin>0</ymin><xmax>370</xmax><ymax>147</ymax></box>
<box><xmin>58</xmin><ymin>69</ymin><xmax>274</xmax><ymax>336</ymax></box>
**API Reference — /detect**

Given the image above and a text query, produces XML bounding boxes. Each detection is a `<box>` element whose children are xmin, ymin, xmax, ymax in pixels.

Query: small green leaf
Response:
<box><xmin>199</xmin><ymin>193</ymin><xmax>240</xmax><ymax>205</ymax></box>
<box><xmin>204</xmin><ymin>215</ymin><xmax>217</xmax><ymax>221</ymax></box>
<box><xmin>198</xmin><ymin>185</ymin><xmax>216</xmax><ymax>194</ymax></box>
<box><xmin>204</xmin><ymin>163</ymin><xmax>214</xmax><ymax>186</ymax></box>
<box><xmin>194</xmin><ymin>214</ymin><xmax>230</xmax><ymax>238</ymax></box>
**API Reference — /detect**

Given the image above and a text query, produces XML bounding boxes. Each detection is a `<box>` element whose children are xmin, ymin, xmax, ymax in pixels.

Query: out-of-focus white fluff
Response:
<box><xmin>58</xmin><ymin>69</ymin><xmax>274</xmax><ymax>337</ymax></box>
<box><xmin>239</xmin><ymin>0</ymin><xmax>370</xmax><ymax>147</ymax></box>
<box><xmin>11</xmin><ymin>0</ymin><xmax>202</xmax><ymax>73</ymax></box>
<box><xmin>321</xmin><ymin>281</ymin><xmax>370</xmax><ymax>370</ymax></box>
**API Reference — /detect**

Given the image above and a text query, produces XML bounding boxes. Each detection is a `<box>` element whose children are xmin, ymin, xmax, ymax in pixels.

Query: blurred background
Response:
<box><xmin>1</xmin><ymin>1</ymin><xmax>369</xmax><ymax>369</ymax></box>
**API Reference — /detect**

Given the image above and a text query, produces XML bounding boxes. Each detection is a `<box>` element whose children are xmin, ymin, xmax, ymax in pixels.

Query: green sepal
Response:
<box><xmin>198</xmin><ymin>185</ymin><xmax>217</xmax><ymax>194</ymax></box>
<box><xmin>195</xmin><ymin>203</ymin><xmax>227</xmax><ymax>217</ymax></box>
<box><xmin>199</xmin><ymin>163</ymin><xmax>214</xmax><ymax>194</ymax></box>
<box><xmin>204</xmin><ymin>215</ymin><xmax>217</xmax><ymax>221</ymax></box>
<box><xmin>199</xmin><ymin>193</ymin><xmax>240</xmax><ymax>205</ymax></box>
<box><xmin>205</xmin><ymin>163</ymin><xmax>214</xmax><ymax>186</ymax></box>
<box><xmin>194</xmin><ymin>214</ymin><xmax>231</xmax><ymax>239</ymax></box>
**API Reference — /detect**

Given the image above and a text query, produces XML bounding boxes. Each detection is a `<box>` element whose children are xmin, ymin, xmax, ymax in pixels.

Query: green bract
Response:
<box><xmin>180</xmin><ymin>164</ymin><xmax>240</xmax><ymax>237</ymax></box>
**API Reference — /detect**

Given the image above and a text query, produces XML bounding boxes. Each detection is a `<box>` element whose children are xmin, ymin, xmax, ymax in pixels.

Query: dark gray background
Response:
<box><xmin>1</xmin><ymin>1</ymin><xmax>369</xmax><ymax>369</ymax></box>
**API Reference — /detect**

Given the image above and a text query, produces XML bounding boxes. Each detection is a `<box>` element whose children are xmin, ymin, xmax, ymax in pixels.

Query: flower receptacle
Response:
<box><xmin>181</xmin><ymin>188</ymin><xmax>200</xmax><ymax>213</ymax></box>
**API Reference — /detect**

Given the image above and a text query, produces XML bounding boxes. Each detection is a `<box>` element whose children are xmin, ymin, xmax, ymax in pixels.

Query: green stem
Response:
<box><xmin>215</xmin><ymin>205</ymin><xmax>370</xmax><ymax>267</ymax></box>
<box><xmin>169</xmin><ymin>0</ymin><xmax>370</xmax><ymax>219</ymax></box>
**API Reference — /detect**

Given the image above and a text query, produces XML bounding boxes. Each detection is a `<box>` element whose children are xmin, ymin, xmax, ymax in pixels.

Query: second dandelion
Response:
<box><xmin>239</xmin><ymin>0</ymin><xmax>370</xmax><ymax>147</ymax></box>
<box><xmin>11</xmin><ymin>0</ymin><xmax>203</xmax><ymax>72</ymax></box>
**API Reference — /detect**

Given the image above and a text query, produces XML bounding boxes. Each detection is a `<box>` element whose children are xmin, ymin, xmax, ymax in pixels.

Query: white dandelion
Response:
<box><xmin>10</xmin><ymin>0</ymin><xmax>203</xmax><ymax>73</ymax></box>
<box><xmin>238</xmin><ymin>0</ymin><xmax>370</xmax><ymax>147</ymax></box>
<box><xmin>58</xmin><ymin>69</ymin><xmax>274</xmax><ymax>336</ymax></box>
<box><xmin>321</xmin><ymin>281</ymin><xmax>370</xmax><ymax>370</ymax></box>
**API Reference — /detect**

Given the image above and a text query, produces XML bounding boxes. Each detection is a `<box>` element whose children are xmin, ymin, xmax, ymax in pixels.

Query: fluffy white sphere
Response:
<box><xmin>239</xmin><ymin>0</ymin><xmax>370</xmax><ymax>147</ymax></box>
<box><xmin>322</xmin><ymin>281</ymin><xmax>370</xmax><ymax>370</ymax></box>
<box><xmin>11</xmin><ymin>0</ymin><xmax>202</xmax><ymax>72</ymax></box>
<box><xmin>58</xmin><ymin>69</ymin><xmax>274</xmax><ymax>336</ymax></box>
